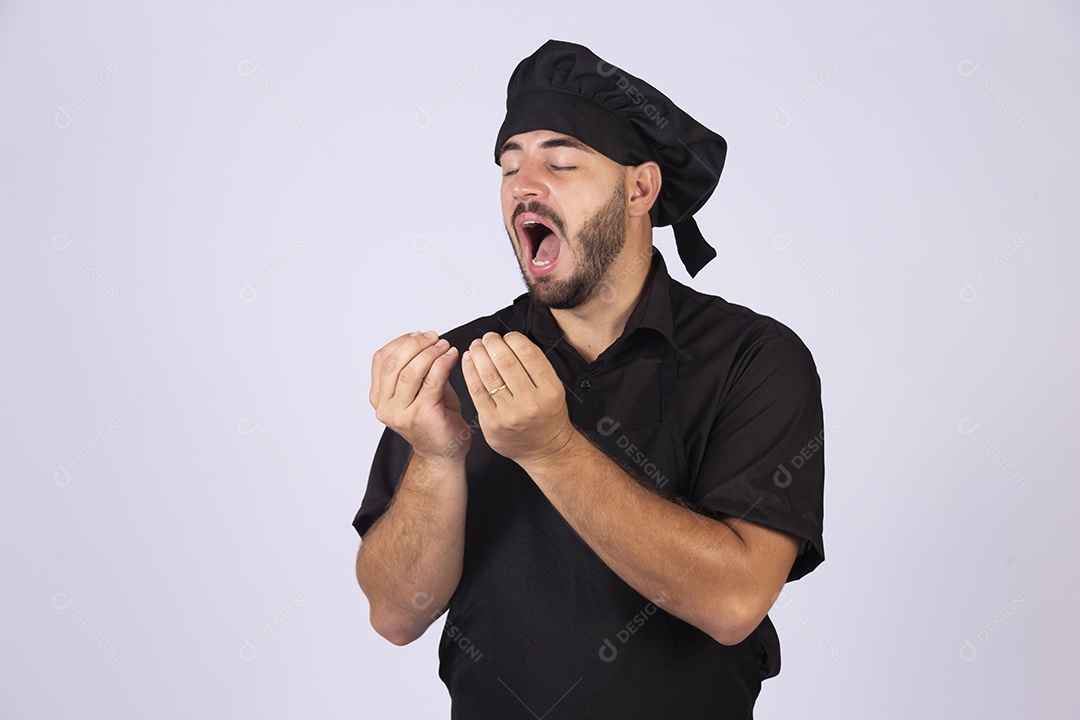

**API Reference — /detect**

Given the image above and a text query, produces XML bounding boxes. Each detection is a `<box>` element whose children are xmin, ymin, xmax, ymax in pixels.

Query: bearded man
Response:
<box><xmin>353</xmin><ymin>40</ymin><xmax>826</xmax><ymax>720</ymax></box>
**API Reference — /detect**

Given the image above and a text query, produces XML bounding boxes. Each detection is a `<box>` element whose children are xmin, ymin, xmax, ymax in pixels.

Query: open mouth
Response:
<box><xmin>516</xmin><ymin>213</ymin><xmax>563</xmax><ymax>274</ymax></box>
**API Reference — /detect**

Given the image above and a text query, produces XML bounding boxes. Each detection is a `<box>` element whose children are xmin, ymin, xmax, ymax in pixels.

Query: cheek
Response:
<box><xmin>500</xmin><ymin>187</ymin><xmax>517</xmax><ymax>214</ymax></box>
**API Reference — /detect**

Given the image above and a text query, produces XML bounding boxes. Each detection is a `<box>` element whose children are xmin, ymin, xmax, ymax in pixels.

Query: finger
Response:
<box><xmin>479</xmin><ymin>332</ymin><xmax>535</xmax><ymax>393</ymax></box>
<box><xmin>374</xmin><ymin>331</ymin><xmax>440</xmax><ymax>407</ymax></box>
<box><xmin>466</xmin><ymin>338</ymin><xmax>512</xmax><ymax>400</ymax></box>
<box><xmin>461</xmin><ymin>349</ymin><xmax>497</xmax><ymax>414</ymax></box>
<box><xmin>502</xmin><ymin>331</ymin><xmax>557</xmax><ymax>387</ymax></box>
<box><xmin>415</xmin><ymin>344</ymin><xmax>459</xmax><ymax>406</ymax></box>
<box><xmin>394</xmin><ymin>338</ymin><xmax>454</xmax><ymax>406</ymax></box>
<box><xmin>370</xmin><ymin>332</ymin><xmax>419</xmax><ymax>408</ymax></box>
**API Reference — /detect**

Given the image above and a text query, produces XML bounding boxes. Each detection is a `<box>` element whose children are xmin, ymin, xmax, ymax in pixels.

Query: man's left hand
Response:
<box><xmin>461</xmin><ymin>331</ymin><xmax>575</xmax><ymax>465</ymax></box>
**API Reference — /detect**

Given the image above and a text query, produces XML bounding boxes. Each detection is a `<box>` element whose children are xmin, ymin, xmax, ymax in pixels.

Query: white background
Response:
<box><xmin>2</xmin><ymin>1</ymin><xmax>1078</xmax><ymax>718</ymax></box>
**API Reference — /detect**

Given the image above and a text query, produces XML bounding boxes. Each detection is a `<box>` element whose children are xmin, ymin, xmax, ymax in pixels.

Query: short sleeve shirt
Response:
<box><xmin>353</xmin><ymin>250</ymin><xmax>826</xmax><ymax>720</ymax></box>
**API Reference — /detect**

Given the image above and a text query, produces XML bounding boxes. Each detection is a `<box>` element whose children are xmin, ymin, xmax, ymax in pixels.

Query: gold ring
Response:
<box><xmin>489</xmin><ymin>384</ymin><xmax>508</xmax><ymax>396</ymax></box>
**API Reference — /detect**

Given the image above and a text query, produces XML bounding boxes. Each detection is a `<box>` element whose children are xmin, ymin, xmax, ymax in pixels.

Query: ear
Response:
<box><xmin>625</xmin><ymin>161</ymin><xmax>662</xmax><ymax>220</ymax></box>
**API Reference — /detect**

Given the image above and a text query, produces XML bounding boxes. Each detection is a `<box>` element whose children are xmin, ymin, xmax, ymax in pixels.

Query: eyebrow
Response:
<box><xmin>498</xmin><ymin>136</ymin><xmax>596</xmax><ymax>158</ymax></box>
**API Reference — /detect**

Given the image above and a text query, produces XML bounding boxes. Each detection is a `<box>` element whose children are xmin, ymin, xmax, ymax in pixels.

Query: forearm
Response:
<box><xmin>521</xmin><ymin>430</ymin><xmax>779</xmax><ymax>645</ymax></box>
<box><xmin>356</xmin><ymin>453</ymin><xmax>467</xmax><ymax>645</ymax></box>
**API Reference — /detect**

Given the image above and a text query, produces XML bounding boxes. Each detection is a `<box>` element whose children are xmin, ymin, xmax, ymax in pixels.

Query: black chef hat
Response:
<box><xmin>495</xmin><ymin>40</ymin><xmax>728</xmax><ymax>277</ymax></box>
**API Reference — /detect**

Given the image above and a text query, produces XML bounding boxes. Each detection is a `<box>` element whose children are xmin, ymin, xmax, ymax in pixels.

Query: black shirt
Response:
<box><xmin>353</xmin><ymin>250</ymin><xmax>825</xmax><ymax>719</ymax></box>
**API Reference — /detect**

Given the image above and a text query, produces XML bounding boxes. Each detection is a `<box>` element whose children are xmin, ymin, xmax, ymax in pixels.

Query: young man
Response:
<box><xmin>354</xmin><ymin>40</ymin><xmax>826</xmax><ymax>719</ymax></box>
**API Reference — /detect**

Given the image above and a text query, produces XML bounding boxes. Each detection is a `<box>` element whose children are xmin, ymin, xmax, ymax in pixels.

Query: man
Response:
<box><xmin>353</xmin><ymin>40</ymin><xmax>825</xmax><ymax>719</ymax></box>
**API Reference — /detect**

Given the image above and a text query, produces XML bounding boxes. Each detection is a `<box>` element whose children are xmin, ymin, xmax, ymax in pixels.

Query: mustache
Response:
<box><xmin>511</xmin><ymin>201</ymin><xmax>568</xmax><ymax>239</ymax></box>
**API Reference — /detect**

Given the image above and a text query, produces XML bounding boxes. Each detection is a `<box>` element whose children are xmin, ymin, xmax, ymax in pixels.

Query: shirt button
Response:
<box><xmin>578</xmin><ymin>378</ymin><xmax>592</xmax><ymax>390</ymax></box>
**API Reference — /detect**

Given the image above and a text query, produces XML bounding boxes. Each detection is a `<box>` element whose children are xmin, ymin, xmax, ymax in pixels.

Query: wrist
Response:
<box><xmin>410</xmin><ymin>449</ymin><xmax>468</xmax><ymax>470</ymax></box>
<box><xmin>518</xmin><ymin>425</ymin><xmax>583</xmax><ymax>478</ymax></box>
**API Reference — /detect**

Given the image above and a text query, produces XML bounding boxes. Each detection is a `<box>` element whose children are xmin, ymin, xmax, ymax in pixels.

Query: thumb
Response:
<box><xmin>442</xmin><ymin>377</ymin><xmax>462</xmax><ymax>414</ymax></box>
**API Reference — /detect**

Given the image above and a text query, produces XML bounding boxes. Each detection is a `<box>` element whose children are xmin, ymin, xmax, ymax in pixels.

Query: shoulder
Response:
<box><xmin>665</xmin><ymin>279</ymin><xmax>819</xmax><ymax>402</ymax></box>
<box><xmin>667</xmin><ymin>277</ymin><xmax>817</xmax><ymax>366</ymax></box>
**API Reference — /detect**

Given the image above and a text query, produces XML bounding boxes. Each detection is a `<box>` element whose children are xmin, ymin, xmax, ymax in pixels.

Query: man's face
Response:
<box><xmin>498</xmin><ymin>130</ymin><xmax>628</xmax><ymax>309</ymax></box>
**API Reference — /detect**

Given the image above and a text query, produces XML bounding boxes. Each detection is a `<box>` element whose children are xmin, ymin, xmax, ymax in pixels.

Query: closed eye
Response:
<box><xmin>551</xmin><ymin>165</ymin><xmax>575</xmax><ymax>171</ymax></box>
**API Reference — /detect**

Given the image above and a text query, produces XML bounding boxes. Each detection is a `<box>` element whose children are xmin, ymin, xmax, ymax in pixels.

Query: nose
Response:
<box><xmin>509</xmin><ymin>155</ymin><xmax>549</xmax><ymax>203</ymax></box>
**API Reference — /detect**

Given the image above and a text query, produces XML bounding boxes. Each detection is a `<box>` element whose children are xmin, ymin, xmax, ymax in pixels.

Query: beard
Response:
<box><xmin>507</xmin><ymin>183</ymin><xmax>627</xmax><ymax>310</ymax></box>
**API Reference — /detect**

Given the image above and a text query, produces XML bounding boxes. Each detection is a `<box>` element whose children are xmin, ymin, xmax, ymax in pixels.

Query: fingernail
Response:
<box><xmin>462</xmin><ymin>350</ymin><xmax>471</xmax><ymax>361</ymax></box>
<box><xmin>435</xmin><ymin>339</ymin><xmax>449</xmax><ymax>348</ymax></box>
<box><xmin>409</xmin><ymin>331</ymin><xmax>421</xmax><ymax>337</ymax></box>
<box><xmin>423</xmin><ymin>330</ymin><xmax>437</xmax><ymax>340</ymax></box>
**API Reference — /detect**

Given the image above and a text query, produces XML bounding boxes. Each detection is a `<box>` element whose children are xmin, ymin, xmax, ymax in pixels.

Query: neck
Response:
<box><xmin>550</xmin><ymin>242</ymin><xmax>654</xmax><ymax>363</ymax></box>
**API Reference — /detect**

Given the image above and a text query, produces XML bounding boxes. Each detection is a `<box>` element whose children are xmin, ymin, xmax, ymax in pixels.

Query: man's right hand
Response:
<box><xmin>369</xmin><ymin>331</ymin><xmax>471</xmax><ymax>462</ymax></box>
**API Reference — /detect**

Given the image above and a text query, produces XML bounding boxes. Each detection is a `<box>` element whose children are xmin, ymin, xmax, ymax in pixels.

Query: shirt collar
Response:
<box><xmin>524</xmin><ymin>248</ymin><xmax>681</xmax><ymax>355</ymax></box>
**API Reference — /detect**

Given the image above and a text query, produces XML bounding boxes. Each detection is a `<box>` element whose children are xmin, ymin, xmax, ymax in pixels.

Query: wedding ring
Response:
<box><xmin>489</xmin><ymin>384</ymin><xmax>508</xmax><ymax>396</ymax></box>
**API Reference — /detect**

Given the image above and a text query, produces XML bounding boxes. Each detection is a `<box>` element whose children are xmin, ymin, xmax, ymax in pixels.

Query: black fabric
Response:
<box><xmin>353</xmin><ymin>250</ymin><xmax>825</xmax><ymax>719</ymax></box>
<box><xmin>494</xmin><ymin>40</ymin><xmax>728</xmax><ymax>277</ymax></box>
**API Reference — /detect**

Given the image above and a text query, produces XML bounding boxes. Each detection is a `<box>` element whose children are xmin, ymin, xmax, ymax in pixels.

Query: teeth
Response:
<box><xmin>531</xmin><ymin>258</ymin><xmax>552</xmax><ymax>266</ymax></box>
<box><xmin>522</xmin><ymin>220</ymin><xmax>538</xmax><ymax>227</ymax></box>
